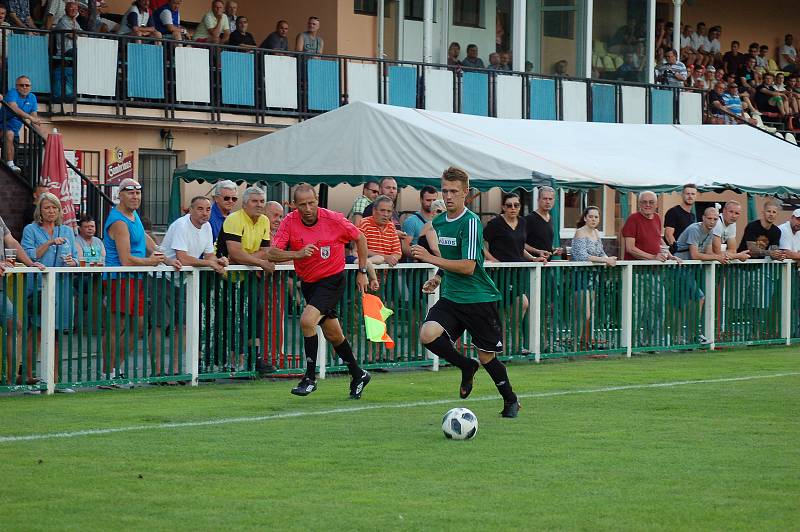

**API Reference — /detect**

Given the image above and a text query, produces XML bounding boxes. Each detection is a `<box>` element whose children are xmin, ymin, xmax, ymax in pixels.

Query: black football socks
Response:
<box><xmin>303</xmin><ymin>335</ymin><xmax>318</xmax><ymax>380</ymax></box>
<box><xmin>482</xmin><ymin>357</ymin><xmax>517</xmax><ymax>403</ymax></box>
<box><xmin>424</xmin><ymin>335</ymin><xmax>475</xmax><ymax>373</ymax></box>
<box><xmin>333</xmin><ymin>339</ymin><xmax>362</xmax><ymax>379</ymax></box>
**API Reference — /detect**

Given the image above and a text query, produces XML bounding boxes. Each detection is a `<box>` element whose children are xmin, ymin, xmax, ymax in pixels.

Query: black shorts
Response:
<box><xmin>425</xmin><ymin>297</ymin><xmax>503</xmax><ymax>353</ymax></box>
<box><xmin>301</xmin><ymin>272</ymin><xmax>345</xmax><ymax>322</ymax></box>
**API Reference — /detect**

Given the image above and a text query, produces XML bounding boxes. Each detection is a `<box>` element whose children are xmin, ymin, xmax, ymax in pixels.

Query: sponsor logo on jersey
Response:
<box><xmin>439</xmin><ymin>237</ymin><xmax>457</xmax><ymax>246</ymax></box>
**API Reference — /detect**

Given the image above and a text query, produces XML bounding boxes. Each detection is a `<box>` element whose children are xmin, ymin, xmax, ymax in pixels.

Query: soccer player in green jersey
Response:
<box><xmin>411</xmin><ymin>167</ymin><xmax>521</xmax><ymax>418</ymax></box>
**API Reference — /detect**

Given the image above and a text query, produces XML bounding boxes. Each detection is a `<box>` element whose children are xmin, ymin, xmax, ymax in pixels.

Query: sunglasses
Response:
<box><xmin>223</xmin><ymin>196</ymin><xmax>238</xmax><ymax>201</ymax></box>
<box><xmin>504</xmin><ymin>203</ymin><xmax>520</xmax><ymax>208</ymax></box>
<box><xmin>121</xmin><ymin>184</ymin><xmax>142</xmax><ymax>191</ymax></box>
<box><xmin>17</xmin><ymin>83</ymin><xmax>31</xmax><ymax>87</ymax></box>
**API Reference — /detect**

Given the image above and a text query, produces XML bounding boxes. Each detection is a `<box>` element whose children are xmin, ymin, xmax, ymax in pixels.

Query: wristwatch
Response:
<box><xmin>357</xmin><ymin>267</ymin><xmax>368</xmax><ymax>274</ymax></box>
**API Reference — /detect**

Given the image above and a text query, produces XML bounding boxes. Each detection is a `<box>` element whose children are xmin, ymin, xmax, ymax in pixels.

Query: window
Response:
<box><xmin>354</xmin><ymin>0</ymin><xmax>378</xmax><ymax>15</ymax></box>
<box><xmin>138</xmin><ymin>151</ymin><xmax>177</xmax><ymax>230</ymax></box>
<box><xmin>453</xmin><ymin>0</ymin><xmax>482</xmax><ymax>28</ymax></box>
<box><xmin>405</xmin><ymin>0</ymin><xmax>436</xmax><ymax>21</ymax></box>
<box><xmin>560</xmin><ymin>187</ymin><xmax>604</xmax><ymax>237</ymax></box>
<box><xmin>542</xmin><ymin>10</ymin><xmax>574</xmax><ymax>39</ymax></box>
<box><xmin>405</xmin><ymin>0</ymin><xmax>422</xmax><ymax>20</ymax></box>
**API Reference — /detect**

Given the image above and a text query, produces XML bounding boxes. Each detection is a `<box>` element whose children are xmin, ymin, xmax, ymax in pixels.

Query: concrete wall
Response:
<box><xmin>48</xmin><ymin>119</ymin><xmax>263</xmax><ymax>212</ymax></box>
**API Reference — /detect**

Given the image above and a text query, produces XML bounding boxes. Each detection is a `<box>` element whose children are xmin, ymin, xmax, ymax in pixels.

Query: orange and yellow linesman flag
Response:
<box><xmin>362</xmin><ymin>293</ymin><xmax>395</xmax><ymax>349</ymax></box>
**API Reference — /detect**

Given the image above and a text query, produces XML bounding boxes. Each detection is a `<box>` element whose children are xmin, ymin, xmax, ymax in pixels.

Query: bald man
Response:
<box><xmin>265</xmin><ymin>200</ymin><xmax>284</xmax><ymax>240</ymax></box>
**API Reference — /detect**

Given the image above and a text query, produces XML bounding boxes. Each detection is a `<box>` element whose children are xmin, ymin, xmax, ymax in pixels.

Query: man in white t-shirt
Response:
<box><xmin>691</xmin><ymin>22</ymin><xmax>711</xmax><ymax>66</ymax></box>
<box><xmin>778</xmin><ymin>208</ymin><xmax>800</xmax><ymax>258</ymax></box>
<box><xmin>193</xmin><ymin>0</ymin><xmax>230</xmax><ymax>44</ymax></box>
<box><xmin>779</xmin><ymin>34</ymin><xmax>798</xmax><ymax>73</ymax></box>
<box><xmin>706</xmin><ymin>26</ymin><xmax>722</xmax><ymax>64</ymax></box>
<box><xmin>150</xmin><ymin>196</ymin><xmax>228</xmax><ymax>379</ymax></box>
<box><xmin>712</xmin><ymin>200</ymin><xmax>750</xmax><ymax>261</ymax></box>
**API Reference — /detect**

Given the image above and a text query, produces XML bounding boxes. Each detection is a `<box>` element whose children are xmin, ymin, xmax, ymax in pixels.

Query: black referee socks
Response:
<box><xmin>333</xmin><ymin>339</ymin><xmax>362</xmax><ymax>378</ymax></box>
<box><xmin>303</xmin><ymin>335</ymin><xmax>318</xmax><ymax>379</ymax></box>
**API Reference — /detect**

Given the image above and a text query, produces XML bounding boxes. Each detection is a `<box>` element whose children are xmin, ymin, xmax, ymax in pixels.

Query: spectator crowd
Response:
<box><xmin>0</xmin><ymin>0</ymin><xmax>326</xmax><ymax>52</ymax></box>
<box><xmin>654</xmin><ymin>21</ymin><xmax>800</xmax><ymax>127</ymax></box>
<box><xmin>1</xmin><ymin>176</ymin><xmax>799</xmax><ymax>391</ymax></box>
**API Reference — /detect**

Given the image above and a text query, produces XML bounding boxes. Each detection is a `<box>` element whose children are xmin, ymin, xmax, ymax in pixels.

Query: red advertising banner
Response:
<box><xmin>105</xmin><ymin>147</ymin><xmax>135</xmax><ymax>185</ymax></box>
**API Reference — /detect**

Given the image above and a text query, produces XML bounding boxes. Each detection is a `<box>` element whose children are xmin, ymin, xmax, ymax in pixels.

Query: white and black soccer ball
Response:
<box><xmin>442</xmin><ymin>407</ymin><xmax>478</xmax><ymax>440</ymax></box>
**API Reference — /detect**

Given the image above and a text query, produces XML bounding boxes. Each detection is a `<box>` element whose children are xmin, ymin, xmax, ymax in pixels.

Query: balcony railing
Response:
<box><xmin>3</xmin><ymin>28</ymin><xmax>705</xmax><ymax>127</ymax></box>
<box><xmin>1</xmin><ymin>260</ymin><xmax>796</xmax><ymax>395</ymax></box>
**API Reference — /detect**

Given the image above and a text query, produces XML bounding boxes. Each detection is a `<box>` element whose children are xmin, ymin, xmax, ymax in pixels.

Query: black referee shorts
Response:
<box><xmin>425</xmin><ymin>297</ymin><xmax>504</xmax><ymax>353</ymax></box>
<box><xmin>300</xmin><ymin>272</ymin><xmax>346</xmax><ymax>322</ymax></box>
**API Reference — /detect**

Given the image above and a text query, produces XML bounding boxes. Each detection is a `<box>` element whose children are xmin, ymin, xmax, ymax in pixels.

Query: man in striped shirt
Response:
<box><xmin>359</xmin><ymin>195</ymin><xmax>402</xmax><ymax>267</ymax></box>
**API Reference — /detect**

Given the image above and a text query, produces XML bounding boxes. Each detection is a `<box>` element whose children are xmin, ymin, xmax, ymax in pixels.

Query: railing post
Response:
<box><xmin>781</xmin><ymin>260</ymin><xmax>792</xmax><ymax>345</ymax></box>
<box><xmin>704</xmin><ymin>262</ymin><xmax>716</xmax><ymax>350</ymax></box>
<box><xmin>316</xmin><ymin>325</ymin><xmax>327</xmax><ymax>379</ymax></box>
<box><xmin>426</xmin><ymin>265</ymin><xmax>440</xmax><ymax>371</ymax></box>
<box><xmin>621</xmin><ymin>263</ymin><xmax>633</xmax><ymax>357</ymax></box>
<box><xmin>530</xmin><ymin>263</ymin><xmax>542</xmax><ymax>362</ymax></box>
<box><xmin>40</xmin><ymin>270</ymin><xmax>57</xmax><ymax>395</ymax></box>
<box><xmin>184</xmin><ymin>268</ymin><xmax>200</xmax><ymax>386</ymax></box>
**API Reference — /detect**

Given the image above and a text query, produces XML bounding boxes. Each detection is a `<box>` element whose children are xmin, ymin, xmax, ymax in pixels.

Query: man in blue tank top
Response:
<box><xmin>103</xmin><ymin>178</ymin><xmax>179</xmax><ymax>384</ymax></box>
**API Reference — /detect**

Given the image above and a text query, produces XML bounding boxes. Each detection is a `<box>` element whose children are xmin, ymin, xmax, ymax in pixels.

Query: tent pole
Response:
<box><xmin>423</xmin><ymin>0</ymin><xmax>433</xmax><ymax>64</ymax></box>
<box><xmin>747</xmin><ymin>192</ymin><xmax>758</xmax><ymax>223</ymax></box>
<box><xmin>377</xmin><ymin>0</ymin><xmax>385</xmax><ymax>59</ymax></box>
<box><xmin>169</xmin><ymin>176</ymin><xmax>183</xmax><ymax>223</ymax></box>
<box><xmin>552</xmin><ymin>185</ymin><xmax>562</xmax><ymax>253</ymax></box>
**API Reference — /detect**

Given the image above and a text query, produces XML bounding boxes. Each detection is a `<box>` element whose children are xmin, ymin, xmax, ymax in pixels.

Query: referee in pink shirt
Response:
<box><xmin>268</xmin><ymin>183</ymin><xmax>378</xmax><ymax>399</ymax></box>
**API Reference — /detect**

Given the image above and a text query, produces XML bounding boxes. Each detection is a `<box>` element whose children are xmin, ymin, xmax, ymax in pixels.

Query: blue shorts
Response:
<box><xmin>0</xmin><ymin>293</ymin><xmax>17</xmax><ymax>322</ymax></box>
<box><xmin>2</xmin><ymin>118</ymin><xmax>22</xmax><ymax>135</ymax></box>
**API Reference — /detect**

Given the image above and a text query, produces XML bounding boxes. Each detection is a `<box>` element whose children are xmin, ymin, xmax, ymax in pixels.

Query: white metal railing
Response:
<box><xmin>2</xmin><ymin>259</ymin><xmax>796</xmax><ymax>395</ymax></box>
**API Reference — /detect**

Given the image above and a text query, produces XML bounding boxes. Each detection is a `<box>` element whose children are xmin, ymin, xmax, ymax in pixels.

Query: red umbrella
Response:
<box><xmin>40</xmin><ymin>128</ymin><xmax>77</xmax><ymax>228</ymax></box>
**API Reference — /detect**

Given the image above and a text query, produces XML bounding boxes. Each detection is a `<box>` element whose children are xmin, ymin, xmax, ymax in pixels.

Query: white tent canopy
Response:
<box><xmin>175</xmin><ymin>101</ymin><xmax>800</xmax><ymax>193</ymax></box>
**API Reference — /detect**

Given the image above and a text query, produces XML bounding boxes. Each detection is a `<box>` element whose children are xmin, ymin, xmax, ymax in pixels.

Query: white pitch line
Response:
<box><xmin>1</xmin><ymin>371</ymin><xmax>798</xmax><ymax>444</ymax></box>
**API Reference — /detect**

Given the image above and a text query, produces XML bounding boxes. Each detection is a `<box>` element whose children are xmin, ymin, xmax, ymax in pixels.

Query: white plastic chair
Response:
<box><xmin>745</xmin><ymin>112</ymin><xmax>777</xmax><ymax>133</ymax></box>
<box><xmin>785</xmin><ymin>132</ymin><xmax>798</xmax><ymax>145</ymax></box>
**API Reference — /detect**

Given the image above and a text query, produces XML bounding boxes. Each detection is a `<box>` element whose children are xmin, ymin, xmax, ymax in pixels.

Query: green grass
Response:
<box><xmin>1</xmin><ymin>346</ymin><xmax>798</xmax><ymax>531</ymax></box>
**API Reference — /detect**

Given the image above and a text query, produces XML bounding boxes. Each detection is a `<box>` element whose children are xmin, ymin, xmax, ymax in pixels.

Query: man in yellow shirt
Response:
<box><xmin>215</xmin><ymin>186</ymin><xmax>275</xmax><ymax>374</ymax></box>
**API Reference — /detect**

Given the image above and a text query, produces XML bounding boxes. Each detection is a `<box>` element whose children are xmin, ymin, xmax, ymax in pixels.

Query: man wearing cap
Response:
<box><xmin>722</xmin><ymin>83</ymin><xmax>757</xmax><ymax>125</ymax></box>
<box><xmin>778</xmin><ymin>209</ymin><xmax>800</xmax><ymax>259</ymax></box>
<box><xmin>103</xmin><ymin>178</ymin><xmax>179</xmax><ymax>384</ymax></box>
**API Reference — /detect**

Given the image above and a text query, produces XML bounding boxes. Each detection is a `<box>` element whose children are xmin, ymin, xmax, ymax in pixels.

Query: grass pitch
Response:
<box><xmin>1</xmin><ymin>346</ymin><xmax>798</xmax><ymax>531</ymax></box>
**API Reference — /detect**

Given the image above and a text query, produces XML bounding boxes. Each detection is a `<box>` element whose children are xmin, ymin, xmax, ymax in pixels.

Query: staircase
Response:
<box><xmin>0</xmin><ymin>101</ymin><xmax>114</xmax><ymax>237</ymax></box>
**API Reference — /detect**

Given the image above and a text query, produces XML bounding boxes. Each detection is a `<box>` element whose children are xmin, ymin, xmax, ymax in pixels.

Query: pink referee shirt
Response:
<box><xmin>272</xmin><ymin>207</ymin><xmax>361</xmax><ymax>283</ymax></box>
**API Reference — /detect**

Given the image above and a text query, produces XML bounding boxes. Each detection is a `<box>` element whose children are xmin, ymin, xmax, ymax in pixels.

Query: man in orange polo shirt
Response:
<box><xmin>359</xmin><ymin>195</ymin><xmax>402</xmax><ymax>266</ymax></box>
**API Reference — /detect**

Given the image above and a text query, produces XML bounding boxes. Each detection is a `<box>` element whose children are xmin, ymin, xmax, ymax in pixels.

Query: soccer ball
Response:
<box><xmin>442</xmin><ymin>408</ymin><xmax>478</xmax><ymax>440</ymax></box>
